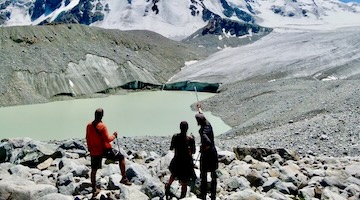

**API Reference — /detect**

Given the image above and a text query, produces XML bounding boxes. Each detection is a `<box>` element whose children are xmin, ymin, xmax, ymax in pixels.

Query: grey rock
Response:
<box><xmin>234</xmin><ymin>147</ymin><xmax>299</xmax><ymax>162</ymax></box>
<box><xmin>37</xmin><ymin>193</ymin><xmax>73</xmax><ymax>200</ymax></box>
<box><xmin>346</xmin><ymin>176</ymin><xmax>360</xmax><ymax>187</ymax></box>
<box><xmin>108</xmin><ymin>174</ymin><xmax>122</xmax><ymax>190</ymax></box>
<box><xmin>58</xmin><ymin>158</ymin><xmax>89</xmax><ymax>177</ymax></box>
<box><xmin>140</xmin><ymin>178</ymin><xmax>164</xmax><ymax>199</ymax></box>
<box><xmin>279</xmin><ymin>163</ymin><xmax>308</xmax><ymax>188</ymax></box>
<box><xmin>345</xmin><ymin>184</ymin><xmax>360</xmax><ymax>197</ymax></box>
<box><xmin>320</xmin><ymin>176</ymin><xmax>347</xmax><ymax>190</ymax></box>
<box><xmin>0</xmin><ymin>141</ymin><xmax>13</xmax><ymax>163</ymax></box>
<box><xmin>245</xmin><ymin>169</ymin><xmax>265</xmax><ymax>187</ymax></box>
<box><xmin>12</xmin><ymin>140</ymin><xmax>61</xmax><ymax>168</ymax></box>
<box><xmin>282</xmin><ymin>182</ymin><xmax>298</xmax><ymax>196</ymax></box>
<box><xmin>263</xmin><ymin>177</ymin><xmax>280</xmax><ymax>192</ymax></box>
<box><xmin>57</xmin><ymin>173</ymin><xmax>75</xmax><ymax>195</ymax></box>
<box><xmin>226</xmin><ymin>188</ymin><xmax>264</xmax><ymax>200</ymax></box>
<box><xmin>299</xmin><ymin>186</ymin><xmax>315</xmax><ymax>199</ymax></box>
<box><xmin>218</xmin><ymin>150</ymin><xmax>236</xmax><ymax>165</ymax></box>
<box><xmin>126</xmin><ymin>162</ymin><xmax>153</xmax><ymax>184</ymax></box>
<box><xmin>118</xmin><ymin>184</ymin><xmax>148</xmax><ymax>200</ymax></box>
<box><xmin>8</xmin><ymin>164</ymin><xmax>32</xmax><ymax>179</ymax></box>
<box><xmin>74</xmin><ymin>181</ymin><xmax>92</xmax><ymax>195</ymax></box>
<box><xmin>322</xmin><ymin>187</ymin><xmax>347</xmax><ymax>200</ymax></box>
<box><xmin>0</xmin><ymin>177</ymin><xmax>57</xmax><ymax>200</ymax></box>
<box><xmin>345</xmin><ymin>163</ymin><xmax>360</xmax><ymax>178</ymax></box>
<box><xmin>265</xmin><ymin>189</ymin><xmax>291</xmax><ymax>200</ymax></box>
<box><xmin>225</xmin><ymin>176</ymin><xmax>251</xmax><ymax>191</ymax></box>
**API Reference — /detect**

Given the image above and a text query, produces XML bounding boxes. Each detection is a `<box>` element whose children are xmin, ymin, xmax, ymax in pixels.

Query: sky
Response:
<box><xmin>340</xmin><ymin>0</ymin><xmax>360</xmax><ymax>2</ymax></box>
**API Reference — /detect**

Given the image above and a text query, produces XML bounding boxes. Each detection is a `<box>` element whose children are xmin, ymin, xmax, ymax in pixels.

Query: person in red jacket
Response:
<box><xmin>86</xmin><ymin>108</ymin><xmax>132</xmax><ymax>197</ymax></box>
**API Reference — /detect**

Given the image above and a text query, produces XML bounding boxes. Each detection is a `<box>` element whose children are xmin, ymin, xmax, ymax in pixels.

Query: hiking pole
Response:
<box><xmin>194</xmin><ymin>152</ymin><xmax>200</xmax><ymax>164</ymax></box>
<box><xmin>115</xmin><ymin>135</ymin><xmax>121</xmax><ymax>151</ymax></box>
<box><xmin>194</xmin><ymin>86</ymin><xmax>199</xmax><ymax>103</ymax></box>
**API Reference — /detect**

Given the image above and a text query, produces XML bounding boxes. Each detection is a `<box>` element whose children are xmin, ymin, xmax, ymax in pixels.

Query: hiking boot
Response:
<box><xmin>120</xmin><ymin>177</ymin><xmax>132</xmax><ymax>186</ymax></box>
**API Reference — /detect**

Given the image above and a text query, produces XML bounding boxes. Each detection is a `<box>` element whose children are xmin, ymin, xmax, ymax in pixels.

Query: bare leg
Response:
<box><xmin>119</xmin><ymin>158</ymin><xmax>132</xmax><ymax>185</ymax></box>
<box><xmin>168</xmin><ymin>175</ymin><xmax>175</xmax><ymax>186</ymax></box>
<box><xmin>119</xmin><ymin>159</ymin><xmax>126</xmax><ymax>177</ymax></box>
<box><xmin>165</xmin><ymin>175</ymin><xmax>175</xmax><ymax>200</ymax></box>
<box><xmin>91</xmin><ymin>168</ymin><xmax>99</xmax><ymax>196</ymax></box>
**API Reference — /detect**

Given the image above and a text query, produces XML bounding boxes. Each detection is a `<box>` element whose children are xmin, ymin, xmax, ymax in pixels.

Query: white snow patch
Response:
<box><xmin>69</xmin><ymin>80</ymin><xmax>74</xmax><ymax>87</ymax></box>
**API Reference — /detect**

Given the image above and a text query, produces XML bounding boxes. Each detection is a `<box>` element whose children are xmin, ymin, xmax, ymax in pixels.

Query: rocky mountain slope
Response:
<box><xmin>0</xmin><ymin>24</ymin><xmax>207</xmax><ymax>106</ymax></box>
<box><xmin>173</xmin><ymin>27</ymin><xmax>360</xmax><ymax>157</ymax></box>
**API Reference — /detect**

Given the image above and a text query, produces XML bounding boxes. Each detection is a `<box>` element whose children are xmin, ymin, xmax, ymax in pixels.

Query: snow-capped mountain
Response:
<box><xmin>1</xmin><ymin>0</ymin><xmax>360</xmax><ymax>40</ymax></box>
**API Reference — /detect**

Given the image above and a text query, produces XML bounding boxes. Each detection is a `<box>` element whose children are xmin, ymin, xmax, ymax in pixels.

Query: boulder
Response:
<box><xmin>108</xmin><ymin>174</ymin><xmax>122</xmax><ymax>190</ymax></box>
<box><xmin>74</xmin><ymin>181</ymin><xmax>92</xmax><ymax>195</ymax></box>
<box><xmin>245</xmin><ymin>169</ymin><xmax>265</xmax><ymax>187</ymax></box>
<box><xmin>345</xmin><ymin>163</ymin><xmax>360</xmax><ymax>179</ymax></box>
<box><xmin>12</xmin><ymin>140</ymin><xmax>62</xmax><ymax>168</ymax></box>
<box><xmin>57</xmin><ymin>173</ymin><xmax>75</xmax><ymax>195</ymax></box>
<box><xmin>263</xmin><ymin>177</ymin><xmax>280</xmax><ymax>192</ymax></box>
<box><xmin>265</xmin><ymin>189</ymin><xmax>291</xmax><ymax>200</ymax></box>
<box><xmin>218</xmin><ymin>150</ymin><xmax>236</xmax><ymax>165</ymax></box>
<box><xmin>37</xmin><ymin>193</ymin><xmax>73</xmax><ymax>200</ymax></box>
<box><xmin>0</xmin><ymin>141</ymin><xmax>13</xmax><ymax>163</ymax></box>
<box><xmin>322</xmin><ymin>187</ymin><xmax>347</xmax><ymax>200</ymax></box>
<box><xmin>118</xmin><ymin>184</ymin><xmax>148</xmax><ymax>200</ymax></box>
<box><xmin>58</xmin><ymin>158</ymin><xmax>89</xmax><ymax>178</ymax></box>
<box><xmin>227</xmin><ymin>188</ymin><xmax>264</xmax><ymax>200</ymax></box>
<box><xmin>126</xmin><ymin>162</ymin><xmax>154</xmax><ymax>184</ymax></box>
<box><xmin>224</xmin><ymin>176</ymin><xmax>251</xmax><ymax>191</ymax></box>
<box><xmin>140</xmin><ymin>178</ymin><xmax>164</xmax><ymax>199</ymax></box>
<box><xmin>0</xmin><ymin>177</ymin><xmax>57</xmax><ymax>200</ymax></box>
<box><xmin>234</xmin><ymin>147</ymin><xmax>300</xmax><ymax>162</ymax></box>
<box><xmin>8</xmin><ymin>164</ymin><xmax>32</xmax><ymax>179</ymax></box>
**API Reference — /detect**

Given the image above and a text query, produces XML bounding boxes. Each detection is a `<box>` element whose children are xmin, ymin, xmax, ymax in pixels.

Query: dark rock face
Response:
<box><xmin>202</xmin><ymin>16</ymin><xmax>269</xmax><ymax>37</ymax></box>
<box><xmin>32</xmin><ymin>0</ymin><xmax>46</xmax><ymax>21</ymax></box>
<box><xmin>30</xmin><ymin>0</ymin><xmax>104</xmax><ymax>25</ymax></box>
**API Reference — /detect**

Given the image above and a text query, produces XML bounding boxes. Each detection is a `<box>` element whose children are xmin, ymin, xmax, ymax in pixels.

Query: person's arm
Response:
<box><xmin>170</xmin><ymin>135</ymin><xmax>176</xmax><ymax>150</ymax></box>
<box><xmin>101</xmin><ymin>125</ymin><xmax>116</xmax><ymax>142</ymax></box>
<box><xmin>85</xmin><ymin>125</ymin><xmax>91</xmax><ymax>151</ymax></box>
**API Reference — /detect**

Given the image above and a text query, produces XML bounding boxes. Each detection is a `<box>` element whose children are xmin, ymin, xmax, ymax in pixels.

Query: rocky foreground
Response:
<box><xmin>0</xmin><ymin>137</ymin><xmax>359</xmax><ymax>200</ymax></box>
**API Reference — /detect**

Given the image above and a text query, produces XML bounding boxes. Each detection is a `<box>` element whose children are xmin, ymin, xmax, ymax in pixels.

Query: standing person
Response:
<box><xmin>195</xmin><ymin>103</ymin><xmax>218</xmax><ymax>200</ymax></box>
<box><xmin>86</xmin><ymin>108</ymin><xmax>132</xmax><ymax>197</ymax></box>
<box><xmin>165</xmin><ymin>121</ymin><xmax>196</xmax><ymax>199</ymax></box>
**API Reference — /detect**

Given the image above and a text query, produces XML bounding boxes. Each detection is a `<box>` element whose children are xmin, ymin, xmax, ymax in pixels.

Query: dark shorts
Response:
<box><xmin>91</xmin><ymin>148</ymin><xmax>125</xmax><ymax>170</ymax></box>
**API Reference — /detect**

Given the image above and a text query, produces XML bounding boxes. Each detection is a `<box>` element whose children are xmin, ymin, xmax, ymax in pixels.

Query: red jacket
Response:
<box><xmin>86</xmin><ymin>121</ymin><xmax>115</xmax><ymax>156</ymax></box>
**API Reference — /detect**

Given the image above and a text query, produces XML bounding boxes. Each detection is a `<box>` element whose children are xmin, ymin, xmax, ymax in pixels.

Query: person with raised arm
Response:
<box><xmin>195</xmin><ymin>103</ymin><xmax>218</xmax><ymax>200</ymax></box>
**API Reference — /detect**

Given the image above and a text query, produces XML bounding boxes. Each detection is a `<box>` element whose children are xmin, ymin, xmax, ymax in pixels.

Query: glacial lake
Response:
<box><xmin>0</xmin><ymin>91</ymin><xmax>231</xmax><ymax>141</ymax></box>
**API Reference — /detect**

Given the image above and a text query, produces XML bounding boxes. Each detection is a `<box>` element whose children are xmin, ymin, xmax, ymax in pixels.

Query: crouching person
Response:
<box><xmin>86</xmin><ymin>108</ymin><xmax>132</xmax><ymax>197</ymax></box>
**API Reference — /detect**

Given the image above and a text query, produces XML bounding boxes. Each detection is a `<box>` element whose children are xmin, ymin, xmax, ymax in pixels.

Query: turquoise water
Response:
<box><xmin>0</xmin><ymin>91</ymin><xmax>231</xmax><ymax>141</ymax></box>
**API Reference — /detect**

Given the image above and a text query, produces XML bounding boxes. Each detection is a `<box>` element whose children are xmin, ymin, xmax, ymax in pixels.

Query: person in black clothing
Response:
<box><xmin>165</xmin><ymin>121</ymin><xmax>196</xmax><ymax>199</ymax></box>
<box><xmin>195</xmin><ymin>103</ymin><xmax>218</xmax><ymax>200</ymax></box>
